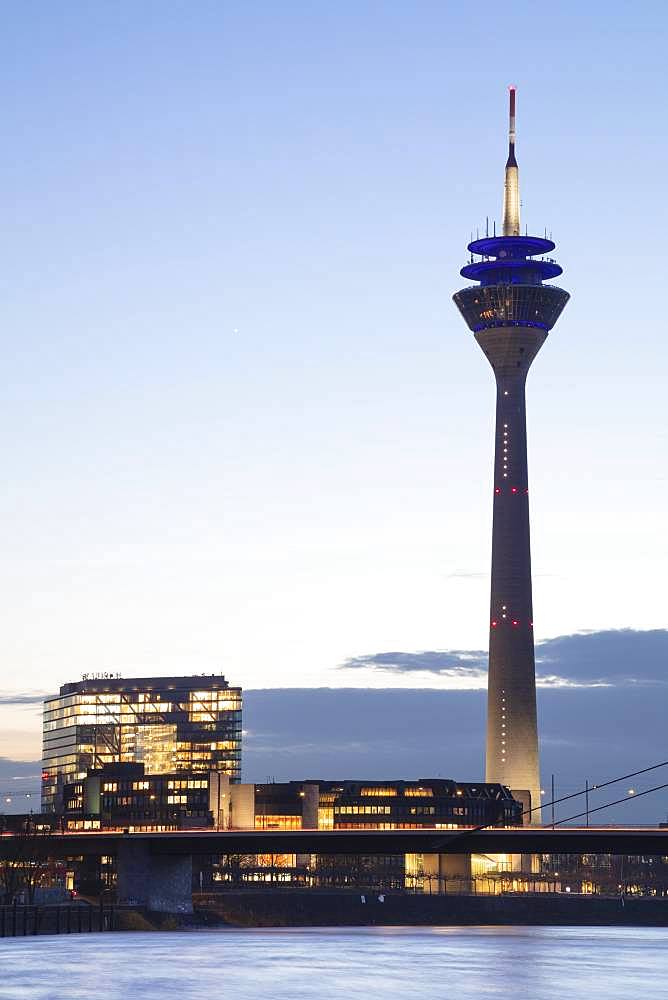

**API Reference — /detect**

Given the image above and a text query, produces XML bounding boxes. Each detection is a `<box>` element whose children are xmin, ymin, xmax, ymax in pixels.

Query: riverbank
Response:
<box><xmin>194</xmin><ymin>890</ymin><xmax>668</xmax><ymax>927</ymax></box>
<box><xmin>0</xmin><ymin>902</ymin><xmax>164</xmax><ymax>937</ymax></box>
<box><xmin>6</xmin><ymin>891</ymin><xmax>668</xmax><ymax>935</ymax></box>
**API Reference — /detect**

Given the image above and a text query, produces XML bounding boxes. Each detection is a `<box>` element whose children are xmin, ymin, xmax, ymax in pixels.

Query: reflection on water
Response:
<box><xmin>1</xmin><ymin>926</ymin><xmax>666</xmax><ymax>999</ymax></box>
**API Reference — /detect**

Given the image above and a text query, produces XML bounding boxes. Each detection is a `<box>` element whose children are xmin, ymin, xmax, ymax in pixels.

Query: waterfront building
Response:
<box><xmin>249</xmin><ymin>778</ymin><xmax>522</xmax><ymax>831</ymax></box>
<box><xmin>55</xmin><ymin>772</ymin><xmax>521</xmax><ymax>833</ymax></box>
<box><xmin>59</xmin><ymin>762</ymin><xmax>214</xmax><ymax>831</ymax></box>
<box><xmin>453</xmin><ymin>89</ymin><xmax>569</xmax><ymax>819</ymax></box>
<box><xmin>41</xmin><ymin>675</ymin><xmax>242</xmax><ymax>813</ymax></box>
<box><xmin>246</xmin><ymin>779</ymin><xmax>523</xmax><ymax>892</ymax></box>
<box><xmin>207</xmin><ymin>778</ymin><xmax>521</xmax><ymax>894</ymax></box>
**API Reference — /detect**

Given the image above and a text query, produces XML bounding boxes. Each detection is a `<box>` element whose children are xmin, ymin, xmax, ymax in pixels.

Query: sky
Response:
<box><xmin>0</xmin><ymin>3</ymin><xmax>666</xmax><ymax>807</ymax></box>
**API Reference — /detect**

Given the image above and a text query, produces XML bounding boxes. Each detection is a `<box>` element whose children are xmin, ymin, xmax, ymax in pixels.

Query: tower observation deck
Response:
<box><xmin>453</xmin><ymin>89</ymin><xmax>569</xmax><ymax>822</ymax></box>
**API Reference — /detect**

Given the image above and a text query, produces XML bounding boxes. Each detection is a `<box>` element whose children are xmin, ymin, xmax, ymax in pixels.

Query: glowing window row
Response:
<box><xmin>337</xmin><ymin>805</ymin><xmax>392</xmax><ymax>815</ymax></box>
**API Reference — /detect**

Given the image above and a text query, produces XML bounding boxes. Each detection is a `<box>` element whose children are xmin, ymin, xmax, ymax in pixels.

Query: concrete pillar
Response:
<box><xmin>440</xmin><ymin>853</ymin><xmax>472</xmax><ymax>892</ymax></box>
<box><xmin>301</xmin><ymin>784</ymin><xmax>319</xmax><ymax>829</ymax></box>
<box><xmin>84</xmin><ymin>776</ymin><xmax>101</xmax><ymax>816</ymax></box>
<box><xmin>208</xmin><ymin>772</ymin><xmax>231</xmax><ymax>829</ymax></box>
<box><xmin>421</xmin><ymin>853</ymin><xmax>473</xmax><ymax>894</ymax></box>
<box><xmin>511</xmin><ymin>788</ymin><xmax>536</xmax><ymax>825</ymax></box>
<box><xmin>117</xmin><ymin>842</ymin><xmax>193</xmax><ymax>914</ymax></box>
<box><xmin>295</xmin><ymin>785</ymin><xmax>320</xmax><ymax>871</ymax></box>
<box><xmin>421</xmin><ymin>853</ymin><xmax>440</xmax><ymax>893</ymax></box>
<box><xmin>230</xmin><ymin>783</ymin><xmax>255</xmax><ymax>829</ymax></box>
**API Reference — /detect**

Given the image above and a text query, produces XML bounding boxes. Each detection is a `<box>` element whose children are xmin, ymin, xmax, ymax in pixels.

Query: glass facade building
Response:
<box><xmin>42</xmin><ymin>675</ymin><xmax>242</xmax><ymax>812</ymax></box>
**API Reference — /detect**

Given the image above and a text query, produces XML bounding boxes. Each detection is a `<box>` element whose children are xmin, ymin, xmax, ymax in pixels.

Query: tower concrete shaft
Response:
<box><xmin>453</xmin><ymin>88</ymin><xmax>569</xmax><ymax>822</ymax></box>
<box><xmin>476</xmin><ymin>325</ymin><xmax>546</xmax><ymax>818</ymax></box>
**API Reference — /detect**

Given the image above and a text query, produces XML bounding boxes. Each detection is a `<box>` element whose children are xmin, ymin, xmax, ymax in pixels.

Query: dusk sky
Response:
<box><xmin>0</xmin><ymin>2</ymin><xmax>666</xmax><ymax>798</ymax></box>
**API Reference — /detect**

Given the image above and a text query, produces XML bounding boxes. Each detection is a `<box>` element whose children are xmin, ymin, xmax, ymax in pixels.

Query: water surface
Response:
<box><xmin>1</xmin><ymin>926</ymin><xmax>666</xmax><ymax>999</ymax></box>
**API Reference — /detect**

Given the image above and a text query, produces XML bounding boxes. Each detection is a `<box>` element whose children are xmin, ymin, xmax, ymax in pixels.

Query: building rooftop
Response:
<box><xmin>49</xmin><ymin>674</ymin><xmax>237</xmax><ymax>700</ymax></box>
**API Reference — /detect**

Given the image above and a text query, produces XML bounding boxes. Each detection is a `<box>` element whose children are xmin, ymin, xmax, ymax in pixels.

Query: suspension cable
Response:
<box><xmin>535</xmin><ymin>758</ymin><xmax>668</xmax><ymax>819</ymax></box>
<box><xmin>553</xmin><ymin>781</ymin><xmax>668</xmax><ymax>827</ymax></box>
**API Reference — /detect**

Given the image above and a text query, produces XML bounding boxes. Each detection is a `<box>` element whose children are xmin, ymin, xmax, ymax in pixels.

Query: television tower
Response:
<box><xmin>453</xmin><ymin>89</ymin><xmax>569</xmax><ymax>820</ymax></box>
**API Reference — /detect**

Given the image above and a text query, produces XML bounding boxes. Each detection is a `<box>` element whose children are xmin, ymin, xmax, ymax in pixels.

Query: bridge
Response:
<box><xmin>2</xmin><ymin>825</ymin><xmax>668</xmax><ymax>913</ymax></box>
<box><xmin>2</xmin><ymin>824</ymin><xmax>667</xmax><ymax>857</ymax></box>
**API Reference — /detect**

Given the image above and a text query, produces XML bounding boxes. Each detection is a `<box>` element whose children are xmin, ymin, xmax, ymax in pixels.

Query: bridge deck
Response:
<box><xmin>2</xmin><ymin>826</ymin><xmax>668</xmax><ymax>858</ymax></box>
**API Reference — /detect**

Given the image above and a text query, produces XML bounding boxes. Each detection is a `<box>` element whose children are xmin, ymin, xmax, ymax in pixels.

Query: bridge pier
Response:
<box><xmin>117</xmin><ymin>842</ymin><xmax>193</xmax><ymax>914</ymax></box>
<box><xmin>422</xmin><ymin>854</ymin><xmax>472</xmax><ymax>893</ymax></box>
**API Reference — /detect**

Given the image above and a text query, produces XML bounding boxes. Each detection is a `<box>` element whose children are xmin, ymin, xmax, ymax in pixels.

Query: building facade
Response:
<box><xmin>250</xmin><ymin>779</ymin><xmax>522</xmax><ymax>831</ymax></box>
<box><xmin>42</xmin><ymin>675</ymin><xmax>242</xmax><ymax>813</ymax></box>
<box><xmin>53</xmin><ymin>770</ymin><xmax>521</xmax><ymax>833</ymax></box>
<box><xmin>453</xmin><ymin>89</ymin><xmax>569</xmax><ymax>819</ymax></box>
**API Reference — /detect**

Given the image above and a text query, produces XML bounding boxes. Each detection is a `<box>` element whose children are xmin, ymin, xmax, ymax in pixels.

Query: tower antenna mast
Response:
<box><xmin>502</xmin><ymin>86</ymin><xmax>520</xmax><ymax>236</ymax></box>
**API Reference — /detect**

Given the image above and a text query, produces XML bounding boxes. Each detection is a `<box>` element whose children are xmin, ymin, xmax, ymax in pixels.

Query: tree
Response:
<box><xmin>0</xmin><ymin>816</ymin><xmax>55</xmax><ymax>904</ymax></box>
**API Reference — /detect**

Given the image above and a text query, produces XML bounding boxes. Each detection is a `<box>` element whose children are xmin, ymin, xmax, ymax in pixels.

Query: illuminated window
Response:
<box><xmin>255</xmin><ymin>815</ymin><xmax>302</xmax><ymax>831</ymax></box>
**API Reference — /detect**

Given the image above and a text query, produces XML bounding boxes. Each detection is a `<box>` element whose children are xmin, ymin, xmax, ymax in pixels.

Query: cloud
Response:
<box><xmin>445</xmin><ymin>571</ymin><xmax>486</xmax><ymax>580</ymax></box>
<box><xmin>340</xmin><ymin>629</ymin><xmax>668</xmax><ymax>688</ymax></box>
<box><xmin>0</xmin><ymin>758</ymin><xmax>40</xmax><ymax>776</ymax></box>
<box><xmin>343</xmin><ymin>649</ymin><xmax>487</xmax><ymax>682</ymax></box>
<box><xmin>0</xmin><ymin>692</ymin><xmax>48</xmax><ymax>706</ymax></box>
<box><xmin>535</xmin><ymin>629</ymin><xmax>668</xmax><ymax>685</ymax></box>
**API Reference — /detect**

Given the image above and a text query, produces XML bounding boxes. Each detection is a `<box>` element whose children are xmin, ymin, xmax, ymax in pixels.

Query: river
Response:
<box><xmin>1</xmin><ymin>926</ymin><xmax>666</xmax><ymax>998</ymax></box>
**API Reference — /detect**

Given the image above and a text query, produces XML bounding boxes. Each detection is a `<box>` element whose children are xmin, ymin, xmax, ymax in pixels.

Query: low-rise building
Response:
<box><xmin>56</xmin><ymin>772</ymin><xmax>522</xmax><ymax>833</ymax></box>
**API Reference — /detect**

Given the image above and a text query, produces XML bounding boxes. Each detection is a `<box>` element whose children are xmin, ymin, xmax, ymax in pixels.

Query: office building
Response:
<box><xmin>249</xmin><ymin>778</ymin><xmax>522</xmax><ymax>831</ymax></box>
<box><xmin>42</xmin><ymin>675</ymin><xmax>242</xmax><ymax>812</ymax></box>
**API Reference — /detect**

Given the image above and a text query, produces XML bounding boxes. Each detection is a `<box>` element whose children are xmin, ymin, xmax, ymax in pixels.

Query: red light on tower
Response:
<box><xmin>494</xmin><ymin>487</ymin><xmax>502</xmax><ymax>495</ymax></box>
<box><xmin>511</xmin><ymin>486</ymin><xmax>518</xmax><ymax>494</ymax></box>
<box><xmin>511</xmin><ymin>619</ymin><xmax>519</xmax><ymax>627</ymax></box>
<box><xmin>491</xmin><ymin>620</ymin><xmax>498</xmax><ymax>628</ymax></box>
